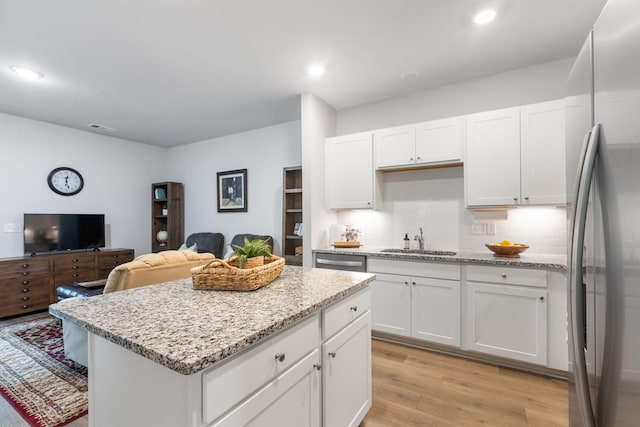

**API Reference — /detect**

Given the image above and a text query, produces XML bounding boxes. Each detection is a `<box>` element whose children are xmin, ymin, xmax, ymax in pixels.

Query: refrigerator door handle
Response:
<box><xmin>569</xmin><ymin>124</ymin><xmax>600</xmax><ymax>427</ymax></box>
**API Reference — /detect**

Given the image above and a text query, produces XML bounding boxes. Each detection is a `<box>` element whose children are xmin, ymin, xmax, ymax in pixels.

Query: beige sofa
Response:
<box><xmin>62</xmin><ymin>250</ymin><xmax>215</xmax><ymax>366</ymax></box>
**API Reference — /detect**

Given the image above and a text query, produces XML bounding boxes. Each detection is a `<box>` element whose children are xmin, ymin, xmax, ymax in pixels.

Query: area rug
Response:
<box><xmin>0</xmin><ymin>316</ymin><xmax>88</xmax><ymax>427</ymax></box>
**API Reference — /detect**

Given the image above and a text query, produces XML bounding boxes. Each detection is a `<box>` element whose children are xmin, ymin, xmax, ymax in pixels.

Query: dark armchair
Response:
<box><xmin>186</xmin><ymin>232</ymin><xmax>226</xmax><ymax>259</ymax></box>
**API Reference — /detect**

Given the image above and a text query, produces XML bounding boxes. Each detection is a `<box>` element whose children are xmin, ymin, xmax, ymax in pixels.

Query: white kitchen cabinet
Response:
<box><xmin>368</xmin><ymin>258</ymin><xmax>461</xmax><ymax>347</ymax></box>
<box><xmin>464</xmin><ymin>266</ymin><xmax>548</xmax><ymax>365</ymax></box>
<box><xmin>326</xmin><ymin>132</ymin><xmax>377</xmax><ymax>209</ymax></box>
<box><xmin>411</xmin><ymin>276</ymin><xmax>460</xmax><ymax>346</ymax></box>
<box><xmin>212</xmin><ymin>349</ymin><xmax>321</xmax><ymax>427</ymax></box>
<box><xmin>370</xmin><ymin>273</ymin><xmax>411</xmax><ymax>336</ymax></box>
<box><xmin>520</xmin><ymin>100</ymin><xmax>566</xmax><ymax>205</ymax></box>
<box><xmin>465</xmin><ymin>100</ymin><xmax>566</xmax><ymax>207</ymax></box>
<box><xmin>375</xmin><ymin>117</ymin><xmax>463</xmax><ymax>169</ymax></box>
<box><xmin>465</xmin><ymin>107</ymin><xmax>521</xmax><ymax>206</ymax></box>
<box><xmin>323</xmin><ymin>311</ymin><xmax>372</xmax><ymax>427</ymax></box>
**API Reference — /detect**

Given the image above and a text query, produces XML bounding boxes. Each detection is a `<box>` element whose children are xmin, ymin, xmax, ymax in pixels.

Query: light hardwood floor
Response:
<box><xmin>1</xmin><ymin>313</ymin><xmax>567</xmax><ymax>427</ymax></box>
<box><xmin>362</xmin><ymin>339</ymin><xmax>568</xmax><ymax>427</ymax></box>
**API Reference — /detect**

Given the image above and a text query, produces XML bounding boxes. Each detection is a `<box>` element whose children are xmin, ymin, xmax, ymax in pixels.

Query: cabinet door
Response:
<box><xmin>323</xmin><ymin>311</ymin><xmax>372</xmax><ymax>427</ymax></box>
<box><xmin>520</xmin><ymin>100</ymin><xmax>566</xmax><ymax>205</ymax></box>
<box><xmin>326</xmin><ymin>132</ymin><xmax>375</xmax><ymax>209</ymax></box>
<box><xmin>375</xmin><ymin>125</ymin><xmax>415</xmax><ymax>168</ymax></box>
<box><xmin>415</xmin><ymin>117</ymin><xmax>464</xmax><ymax>165</ymax></box>
<box><xmin>411</xmin><ymin>277</ymin><xmax>460</xmax><ymax>346</ymax></box>
<box><xmin>371</xmin><ymin>273</ymin><xmax>411</xmax><ymax>336</ymax></box>
<box><xmin>212</xmin><ymin>349</ymin><xmax>321</xmax><ymax>427</ymax></box>
<box><xmin>465</xmin><ymin>107</ymin><xmax>521</xmax><ymax>207</ymax></box>
<box><xmin>465</xmin><ymin>282</ymin><xmax>547</xmax><ymax>365</ymax></box>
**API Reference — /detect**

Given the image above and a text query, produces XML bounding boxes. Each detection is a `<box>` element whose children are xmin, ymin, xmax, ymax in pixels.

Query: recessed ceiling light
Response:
<box><xmin>9</xmin><ymin>66</ymin><xmax>44</xmax><ymax>80</ymax></box>
<box><xmin>307</xmin><ymin>64</ymin><xmax>325</xmax><ymax>78</ymax></box>
<box><xmin>473</xmin><ymin>9</ymin><xmax>496</xmax><ymax>25</ymax></box>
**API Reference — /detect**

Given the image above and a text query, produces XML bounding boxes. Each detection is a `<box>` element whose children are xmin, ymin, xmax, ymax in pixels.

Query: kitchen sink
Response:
<box><xmin>381</xmin><ymin>249</ymin><xmax>457</xmax><ymax>256</ymax></box>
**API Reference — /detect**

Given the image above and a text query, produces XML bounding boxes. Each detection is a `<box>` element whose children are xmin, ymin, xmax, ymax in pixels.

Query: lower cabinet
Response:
<box><xmin>465</xmin><ymin>282</ymin><xmax>547</xmax><ymax>365</ymax></box>
<box><xmin>368</xmin><ymin>258</ymin><xmax>567</xmax><ymax>371</ymax></box>
<box><xmin>323</xmin><ymin>311</ymin><xmax>372</xmax><ymax>427</ymax></box>
<box><xmin>212</xmin><ymin>350</ymin><xmax>321</xmax><ymax>427</ymax></box>
<box><xmin>88</xmin><ymin>287</ymin><xmax>372</xmax><ymax>427</ymax></box>
<box><xmin>369</xmin><ymin>258</ymin><xmax>460</xmax><ymax>346</ymax></box>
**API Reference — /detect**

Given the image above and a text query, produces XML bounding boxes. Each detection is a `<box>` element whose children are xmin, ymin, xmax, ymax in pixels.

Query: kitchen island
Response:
<box><xmin>50</xmin><ymin>266</ymin><xmax>375</xmax><ymax>427</ymax></box>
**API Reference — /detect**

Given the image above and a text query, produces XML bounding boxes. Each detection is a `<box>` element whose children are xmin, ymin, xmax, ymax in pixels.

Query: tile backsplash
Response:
<box><xmin>335</xmin><ymin>167</ymin><xmax>567</xmax><ymax>256</ymax></box>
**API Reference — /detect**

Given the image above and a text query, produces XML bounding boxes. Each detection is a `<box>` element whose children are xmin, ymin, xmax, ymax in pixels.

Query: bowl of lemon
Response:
<box><xmin>485</xmin><ymin>240</ymin><xmax>529</xmax><ymax>258</ymax></box>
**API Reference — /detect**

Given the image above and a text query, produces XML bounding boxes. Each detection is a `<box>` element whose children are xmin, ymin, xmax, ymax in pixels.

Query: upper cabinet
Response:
<box><xmin>375</xmin><ymin>117</ymin><xmax>464</xmax><ymax>170</ymax></box>
<box><xmin>326</xmin><ymin>132</ymin><xmax>378</xmax><ymax>210</ymax></box>
<box><xmin>465</xmin><ymin>100</ymin><xmax>566</xmax><ymax>207</ymax></box>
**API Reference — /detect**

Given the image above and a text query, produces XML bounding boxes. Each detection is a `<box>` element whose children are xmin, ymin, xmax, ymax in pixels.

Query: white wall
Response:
<box><xmin>165</xmin><ymin>121</ymin><xmax>301</xmax><ymax>256</ymax></box>
<box><xmin>336</xmin><ymin>168</ymin><xmax>567</xmax><ymax>255</ymax></box>
<box><xmin>336</xmin><ymin>58</ymin><xmax>573</xmax><ymax>135</ymax></box>
<box><xmin>301</xmin><ymin>93</ymin><xmax>338</xmax><ymax>267</ymax></box>
<box><xmin>0</xmin><ymin>112</ymin><xmax>166</xmax><ymax>258</ymax></box>
<box><xmin>325</xmin><ymin>59</ymin><xmax>573</xmax><ymax>256</ymax></box>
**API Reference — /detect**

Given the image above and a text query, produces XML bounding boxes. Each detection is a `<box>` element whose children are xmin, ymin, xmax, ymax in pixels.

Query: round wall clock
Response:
<box><xmin>47</xmin><ymin>167</ymin><xmax>84</xmax><ymax>196</ymax></box>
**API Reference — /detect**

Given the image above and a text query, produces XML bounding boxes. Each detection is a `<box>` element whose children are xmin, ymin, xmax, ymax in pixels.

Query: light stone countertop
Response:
<box><xmin>49</xmin><ymin>266</ymin><xmax>375</xmax><ymax>375</ymax></box>
<box><xmin>313</xmin><ymin>246</ymin><xmax>567</xmax><ymax>271</ymax></box>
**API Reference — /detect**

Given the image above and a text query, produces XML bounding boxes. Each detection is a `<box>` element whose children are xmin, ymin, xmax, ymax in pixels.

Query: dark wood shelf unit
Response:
<box><xmin>152</xmin><ymin>182</ymin><xmax>184</xmax><ymax>252</ymax></box>
<box><xmin>282</xmin><ymin>167</ymin><xmax>303</xmax><ymax>266</ymax></box>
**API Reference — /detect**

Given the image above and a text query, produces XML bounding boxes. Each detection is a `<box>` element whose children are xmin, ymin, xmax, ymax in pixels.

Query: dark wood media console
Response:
<box><xmin>0</xmin><ymin>248</ymin><xmax>134</xmax><ymax>318</ymax></box>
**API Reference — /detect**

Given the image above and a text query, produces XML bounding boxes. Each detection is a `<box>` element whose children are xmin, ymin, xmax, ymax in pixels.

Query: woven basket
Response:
<box><xmin>191</xmin><ymin>255</ymin><xmax>285</xmax><ymax>291</ymax></box>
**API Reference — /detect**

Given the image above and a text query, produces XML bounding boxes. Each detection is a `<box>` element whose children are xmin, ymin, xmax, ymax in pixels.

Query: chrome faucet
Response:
<box><xmin>414</xmin><ymin>228</ymin><xmax>424</xmax><ymax>253</ymax></box>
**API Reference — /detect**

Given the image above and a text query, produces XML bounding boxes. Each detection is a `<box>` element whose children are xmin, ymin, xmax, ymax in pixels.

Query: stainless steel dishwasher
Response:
<box><xmin>314</xmin><ymin>252</ymin><xmax>366</xmax><ymax>272</ymax></box>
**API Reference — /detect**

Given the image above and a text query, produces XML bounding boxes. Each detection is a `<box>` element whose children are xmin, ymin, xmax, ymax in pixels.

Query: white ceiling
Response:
<box><xmin>0</xmin><ymin>0</ymin><xmax>607</xmax><ymax>147</ymax></box>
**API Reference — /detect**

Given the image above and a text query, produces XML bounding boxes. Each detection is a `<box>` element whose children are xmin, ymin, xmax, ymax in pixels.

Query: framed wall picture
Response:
<box><xmin>217</xmin><ymin>169</ymin><xmax>247</xmax><ymax>212</ymax></box>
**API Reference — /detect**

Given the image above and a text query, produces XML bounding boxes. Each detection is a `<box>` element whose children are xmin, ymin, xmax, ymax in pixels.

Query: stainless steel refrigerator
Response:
<box><xmin>566</xmin><ymin>0</ymin><xmax>640</xmax><ymax>425</ymax></box>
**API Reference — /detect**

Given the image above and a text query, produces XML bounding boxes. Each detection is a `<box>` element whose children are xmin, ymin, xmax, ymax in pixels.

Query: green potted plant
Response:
<box><xmin>230</xmin><ymin>237</ymin><xmax>273</xmax><ymax>269</ymax></box>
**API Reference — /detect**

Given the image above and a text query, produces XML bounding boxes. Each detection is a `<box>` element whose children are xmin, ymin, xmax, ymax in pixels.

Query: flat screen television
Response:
<box><xmin>24</xmin><ymin>213</ymin><xmax>105</xmax><ymax>255</ymax></box>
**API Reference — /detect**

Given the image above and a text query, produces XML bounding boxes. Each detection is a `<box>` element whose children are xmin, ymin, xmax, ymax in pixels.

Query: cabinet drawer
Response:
<box><xmin>98</xmin><ymin>251</ymin><xmax>134</xmax><ymax>269</ymax></box>
<box><xmin>53</xmin><ymin>253</ymin><xmax>95</xmax><ymax>271</ymax></box>
<box><xmin>0</xmin><ymin>276</ymin><xmax>50</xmax><ymax>294</ymax></box>
<box><xmin>466</xmin><ymin>265</ymin><xmax>547</xmax><ymax>288</ymax></box>
<box><xmin>368</xmin><ymin>258</ymin><xmax>460</xmax><ymax>280</ymax></box>
<box><xmin>323</xmin><ymin>288</ymin><xmax>371</xmax><ymax>340</ymax></box>
<box><xmin>0</xmin><ymin>258</ymin><xmax>50</xmax><ymax>279</ymax></box>
<box><xmin>202</xmin><ymin>314</ymin><xmax>321</xmax><ymax>425</ymax></box>
<box><xmin>54</xmin><ymin>270</ymin><xmax>97</xmax><ymax>285</ymax></box>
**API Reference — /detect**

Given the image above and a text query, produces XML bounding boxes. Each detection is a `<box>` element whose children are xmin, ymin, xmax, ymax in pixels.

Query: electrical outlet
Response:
<box><xmin>3</xmin><ymin>223</ymin><xmax>22</xmax><ymax>233</ymax></box>
<box><xmin>486</xmin><ymin>223</ymin><xmax>496</xmax><ymax>235</ymax></box>
<box><xmin>471</xmin><ymin>222</ymin><xmax>486</xmax><ymax>235</ymax></box>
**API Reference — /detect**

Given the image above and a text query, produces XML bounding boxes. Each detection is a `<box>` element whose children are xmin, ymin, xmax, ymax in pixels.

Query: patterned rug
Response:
<box><xmin>0</xmin><ymin>316</ymin><xmax>88</xmax><ymax>427</ymax></box>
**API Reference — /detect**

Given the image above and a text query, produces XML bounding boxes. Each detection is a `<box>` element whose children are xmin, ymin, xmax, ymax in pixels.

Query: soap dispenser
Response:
<box><xmin>403</xmin><ymin>233</ymin><xmax>410</xmax><ymax>250</ymax></box>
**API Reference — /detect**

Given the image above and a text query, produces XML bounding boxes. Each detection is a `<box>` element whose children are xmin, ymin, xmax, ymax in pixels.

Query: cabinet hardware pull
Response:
<box><xmin>21</xmin><ymin>264</ymin><xmax>29</xmax><ymax>268</ymax></box>
<box><xmin>328</xmin><ymin>352</ymin><xmax>336</xmax><ymax>358</ymax></box>
<box><xmin>72</xmin><ymin>258</ymin><xmax>79</xmax><ymax>262</ymax></box>
<box><xmin>72</xmin><ymin>266</ymin><xmax>79</xmax><ymax>270</ymax></box>
<box><xmin>501</xmin><ymin>274</ymin><xmax>507</xmax><ymax>278</ymax></box>
<box><xmin>313</xmin><ymin>363</ymin><xmax>322</xmax><ymax>371</ymax></box>
<box><xmin>404</xmin><ymin>281</ymin><xmax>409</xmax><ymax>286</ymax></box>
<box><xmin>410</xmin><ymin>157</ymin><xmax>414</xmax><ymax>161</ymax></box>
<box><xmin>21</xmin><ymin>305</ymin><xmax>29</xmax><ymax>309</ymax></box>
<box><xmin>539</xmin><ymin>296</ymin><xmax>545</xmax><ymax>301</ymax></box>
<box><xmin>525</xmin><ymin>196</ymin><xmax>530</xmax><ymax>201</ymax></box>
<box><xmin>275</xmin><ymin>353</ymin><xmax>285</xmax><ymax>362</ymax></box>
<box><xmin>412</xmin><ymin>281</ymin><xmax>416</xmax><ymax>285</ymax></box>
<box><xmin>350</xmin><ymin>306</ymin><xmax>358</xmax><ymax>312</ymax></box>
<box><xmin>21</xmin><ymin>296</ymin><xmax>29</xmax><ymax>301</ymax></box>
<box><xmin>514</xmin><ymin>197</ymin><xmax>518</xmax><ymax>201</ymax></box>
<box><xmin>22</xmin><ymin>272</ymin><xmax>29</xmax><ymax>276</ymax></box>
<box><xmin>73</xmin><ymin>273</ymin><xmax>79</xmax><ymax>277</ymax></box>
<box><xmin>22</xmin><ymin>288</ymin><xmax>29</xmax><ymax>293</ymax></box>
<box><xmin>417</xmin><ymin>156</ymin><xmax>421</xmax><ymax>160</ymax></box>
<box><xmin>22</xmin><ymin>280</ymin><xmax>29</xmax><ymax>285</ymax></box>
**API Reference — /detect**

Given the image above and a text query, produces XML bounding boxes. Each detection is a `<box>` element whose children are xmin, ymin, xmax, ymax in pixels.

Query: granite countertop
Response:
<box><xmin>49</xmin><ymin>266</ymin><xmax>375</xmax><ymax>375</ymax></box>
<box><xmin>313</xmin><ymin>246</ymin><xmax>567</xmax><ymax>271</ymax></box>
